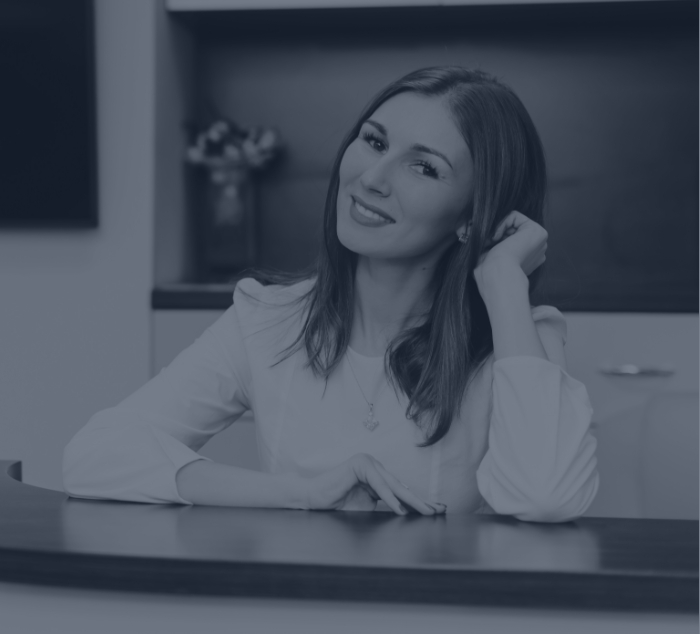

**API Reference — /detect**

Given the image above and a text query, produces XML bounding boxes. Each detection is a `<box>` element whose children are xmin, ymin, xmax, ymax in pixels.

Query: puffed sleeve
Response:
<box><xmin>62</xmin><ymin>299</ymin><xmax>252</xmax><ymax>505</ymax></box>
<box><xmin>475</xmin><ymin>306</ymin><xmax>600</xmax><ymax>523</ymax></box>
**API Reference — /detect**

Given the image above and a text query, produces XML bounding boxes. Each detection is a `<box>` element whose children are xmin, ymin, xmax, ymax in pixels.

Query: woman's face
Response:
<box><xmin>337</xmin><ymin>92</ymin><xmax>474</xmax><ymax>262</ymax></box>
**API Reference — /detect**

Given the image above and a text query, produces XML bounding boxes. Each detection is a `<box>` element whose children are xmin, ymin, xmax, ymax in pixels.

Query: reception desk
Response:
<box><xmin>0</xmin><ymin>460</ymin><xmax>697</xmax><ymax>633</ymax></box>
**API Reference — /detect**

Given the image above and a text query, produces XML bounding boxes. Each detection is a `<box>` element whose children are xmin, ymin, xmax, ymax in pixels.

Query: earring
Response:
<box><xmin>457</xmin><ymin>226</ymin><xmax>471</xmax><ymax>244</ymax></box>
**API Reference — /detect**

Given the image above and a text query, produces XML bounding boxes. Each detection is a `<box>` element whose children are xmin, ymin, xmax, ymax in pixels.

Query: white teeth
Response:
<box><xmin>355</xmin><ymin>201</ymin><xmax>390</xmax><ymax>222</ymax></box>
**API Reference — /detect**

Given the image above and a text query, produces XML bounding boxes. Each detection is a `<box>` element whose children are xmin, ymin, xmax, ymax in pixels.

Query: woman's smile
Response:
<box><xmin>349</xmin><ymin>195</ymin><xmax>395</xmax><ymax>227</ymax></box>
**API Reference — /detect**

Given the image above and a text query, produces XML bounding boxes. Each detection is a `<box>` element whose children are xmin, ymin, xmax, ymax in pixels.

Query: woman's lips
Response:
<box><xmin>351</xmin><ymin>195</ymin><xmax>395</xmax><ymax>223</ymax></box>
<box><xmin>350</xmin><ymin>199</ymin><xmax>395</xmax><ymax>227</ymax></box>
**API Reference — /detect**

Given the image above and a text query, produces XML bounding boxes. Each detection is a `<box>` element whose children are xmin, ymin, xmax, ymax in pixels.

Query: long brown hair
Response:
<box><xmin>236</xmin><ymin>65</ymin><xmax>547</xmax><ymax>447</ymax></box>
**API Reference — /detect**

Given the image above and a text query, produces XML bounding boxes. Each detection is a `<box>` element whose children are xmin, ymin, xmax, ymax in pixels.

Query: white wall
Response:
<box><xmin>0</xmin><ymin>0</ymin><xmax>158</xmax><ymax>490</ymax></box>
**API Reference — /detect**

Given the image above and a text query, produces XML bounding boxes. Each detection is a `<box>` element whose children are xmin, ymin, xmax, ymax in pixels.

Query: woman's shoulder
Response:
<box><xmin>231</xmin><ymin>276</ymin><xmax>315</xmax><ymax>342</ymax></box>
<box><xmin>233</xmin><ymin>276</ymin><xmax>315</xmax><ymax>307</ymax></box>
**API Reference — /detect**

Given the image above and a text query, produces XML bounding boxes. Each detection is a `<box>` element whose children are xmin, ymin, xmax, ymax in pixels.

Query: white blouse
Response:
<box><xmin>62</xmin><ymin>277</ymin><xmax>599</xmax><ymax>522</ymax></box>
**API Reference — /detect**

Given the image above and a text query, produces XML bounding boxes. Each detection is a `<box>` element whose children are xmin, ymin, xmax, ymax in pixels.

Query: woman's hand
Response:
<box><xmin>298</xmin><ymin>453</ymin><xmax>446</xmax><ymax>515</ymax></box>
<box><xmin>472</xmin><ymin>210</ymin><xmax>548</xmax><ymax>288</ymax></box>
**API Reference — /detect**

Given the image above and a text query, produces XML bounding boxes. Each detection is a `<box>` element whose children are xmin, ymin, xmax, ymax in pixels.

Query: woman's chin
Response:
<box><xmin>337</xmin><ymin>224</ymin><xmax>365</xmax><ymax>255</ymax></box>
<box><xmin>337</xmin><ymin>231</ymin><xmax>381</xmax><ymax>259</ymax></box>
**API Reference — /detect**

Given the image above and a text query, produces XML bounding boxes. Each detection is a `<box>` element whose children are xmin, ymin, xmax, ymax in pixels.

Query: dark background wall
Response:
<box><xmin>182</xmin><ymin>2</ymin><xmax>698</xmax><ymax>311</ymax></box>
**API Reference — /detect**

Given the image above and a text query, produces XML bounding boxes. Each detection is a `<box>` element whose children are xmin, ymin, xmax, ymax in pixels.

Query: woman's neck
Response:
<box><xmin>349</xmin><ymin>257</ymin><xmax>436</xmax><ymax>357</ymax></box>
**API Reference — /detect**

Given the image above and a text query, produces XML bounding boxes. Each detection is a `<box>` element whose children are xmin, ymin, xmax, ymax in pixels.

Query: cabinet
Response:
<box><xmin>152</xmin><ymin>307</ymin><xmax>699</xmax><ymax>519</ymax></box>
<box><xmin>565</xmin><ymin>313</ymin><xmax>698</xmax><ymax>520</ymax></box>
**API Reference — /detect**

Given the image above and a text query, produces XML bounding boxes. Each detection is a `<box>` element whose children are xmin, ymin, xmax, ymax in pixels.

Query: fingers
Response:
<box><xmin>374</xmin><ymin>463</ymin><xmax>444</xmax><ymax>516</ymax></box>
<box><xmin>353</xmin><ymin>456</ymin><xmax>445</xmax><ymax>516</ymax></box>
<box><xmin>488</xmin><ymin>211</ymin><xmax>548</xmax><ymax>251</ymax></box>
<box><xmin>492</xmin><ymin>211</ymin><xmax>523</xmax><ymax>242</ymax></box>
<box><xmin>363</xmin><ymin>468</ymin><xmax>408</xmax><ymax>515</ymax></box>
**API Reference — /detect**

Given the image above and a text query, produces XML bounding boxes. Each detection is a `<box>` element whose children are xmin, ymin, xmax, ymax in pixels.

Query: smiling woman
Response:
<box><xmin>64</xmin><ymin>66</ymin><xmax>598</xmax><ymax>523</ymax></box>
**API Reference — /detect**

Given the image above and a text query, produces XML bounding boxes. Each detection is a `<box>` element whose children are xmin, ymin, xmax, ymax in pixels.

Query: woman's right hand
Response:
<box><xmin>297</xmin><ymin>453</ymin><xmax>446</xmax><ymax>515</ymax></box>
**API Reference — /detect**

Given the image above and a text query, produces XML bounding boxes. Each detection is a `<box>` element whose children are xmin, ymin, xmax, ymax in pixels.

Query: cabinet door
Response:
<box><xmin>565</xmin><ymin>313</ymin><xmax>699</xmax><ymax>520</ymax></box>
<box><xmin>151</xmin><ymin>310</ymin><xmax>260</xmax><ymax>470</ymax></box>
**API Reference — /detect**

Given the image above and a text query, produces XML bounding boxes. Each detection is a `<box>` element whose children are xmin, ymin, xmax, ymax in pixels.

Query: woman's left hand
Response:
<box><xmin>472</xmin><ymin>210</ymin><xmax>548</xmax><ymax>288</ymax></box>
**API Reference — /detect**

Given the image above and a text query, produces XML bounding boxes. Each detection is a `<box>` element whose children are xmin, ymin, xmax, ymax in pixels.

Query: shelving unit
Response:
<box><xmin>155</xmin><ymin>0</ymin><xmax>698</xmax><ymax>312</ymax></box>
<box><xmin>167</xmin><ymin>0</ymin><xmax>679</xmax><ymax>10</ymax></box>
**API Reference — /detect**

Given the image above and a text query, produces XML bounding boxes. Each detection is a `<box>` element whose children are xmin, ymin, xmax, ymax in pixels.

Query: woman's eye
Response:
<box><xmin>415</xmin><ymin>160</ymin><xmax>439</xmax><ymax>179</ymax></box>
<box><xmin>360</xmin><ymin>131</ymin><xmax>438</xmax><ymax>179</ymax></box>
<box><xmin>361</xmin><ymin>131</ymin><xmax>385</xmax><ymax>152</ymax></box>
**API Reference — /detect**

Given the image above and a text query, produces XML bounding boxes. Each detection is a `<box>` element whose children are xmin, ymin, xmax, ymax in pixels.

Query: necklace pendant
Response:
<box><xmin>363</xmin><ymin>404</ymin><xmax>379</xmax><ymax>432</ymax></box>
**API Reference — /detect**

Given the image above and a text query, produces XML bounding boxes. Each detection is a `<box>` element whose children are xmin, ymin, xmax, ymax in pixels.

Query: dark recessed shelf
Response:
<box><xmin>152</xmin><ymin>285</ymin><xmax>235</xmax><ymax>310</ymax></box>
<box><xmin>162</xmin><ymin>0</ymin><xmax>698</xmax><ymax>314</ymax></box>
<box><xmin>170</xmin><ymin>0</ymin><xmax>697</xmax><ymax>40</ymax></box>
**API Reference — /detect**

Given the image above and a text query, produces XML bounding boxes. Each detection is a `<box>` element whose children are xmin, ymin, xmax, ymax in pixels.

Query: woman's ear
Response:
<box><xmin>456</xmin><ymin>218</ymin><xmax>473</xmax><ymax>232</ymax></box>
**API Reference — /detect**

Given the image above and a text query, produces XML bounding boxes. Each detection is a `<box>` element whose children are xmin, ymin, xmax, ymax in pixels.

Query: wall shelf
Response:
<box><xmin>167</xmin><ymin>0</ymin><xmax>679</xmax><ymax>11</ymax></box>
<box><xmin>167</xmin><ymin>0</ymin><xmax>694</xmax><ymax>34</ymax></box>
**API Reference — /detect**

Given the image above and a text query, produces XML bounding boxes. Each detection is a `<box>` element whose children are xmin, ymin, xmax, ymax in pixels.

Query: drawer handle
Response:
<box><xmin>598</xmin><ymin>364</ymin><xmax>675</xmax><ymax>377</ymax></box>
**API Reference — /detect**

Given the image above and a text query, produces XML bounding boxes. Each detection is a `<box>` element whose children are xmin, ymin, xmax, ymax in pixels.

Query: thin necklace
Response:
<box><xmin>345</xmin><ymin>349</ymin><xmax>387</xmax><ymax>432</ymax></box>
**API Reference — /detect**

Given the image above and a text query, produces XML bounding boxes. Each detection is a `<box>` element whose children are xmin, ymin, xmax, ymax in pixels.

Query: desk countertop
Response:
<box><xmin>1</xmin><ymin>460</ymin><xmax>697</xmax><ymax>612</ymax></box>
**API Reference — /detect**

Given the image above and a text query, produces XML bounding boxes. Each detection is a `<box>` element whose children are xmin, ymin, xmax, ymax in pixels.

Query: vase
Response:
<box><xmin>210</xmin><ymin>166</ymin><xmax>250</xmax><ymax>227</ymax></box>
<box><xmin>200</xmin><ymin>166</ymin><xmax>258</xmax><ymax>280</ymax></box>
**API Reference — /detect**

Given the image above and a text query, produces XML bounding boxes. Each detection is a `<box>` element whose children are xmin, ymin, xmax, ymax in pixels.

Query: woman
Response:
<box><xmin>63</xmin><ymin>66</ymin><xmax>599</xmax><ymax>522</ymax></box>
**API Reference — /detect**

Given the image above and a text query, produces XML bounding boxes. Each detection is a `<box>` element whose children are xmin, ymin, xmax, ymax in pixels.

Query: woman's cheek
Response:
<box><xmin>339</xmin><ymin>142</ymin><xmax>365</xmax><ymax>184</ymax></box>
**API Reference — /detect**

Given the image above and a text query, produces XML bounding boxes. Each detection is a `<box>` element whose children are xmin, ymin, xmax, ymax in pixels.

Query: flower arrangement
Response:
<box><xmin>185</xmin><ymin>118</ymin><xmax>284</xmax><ymax>228</ymax></box>
<box><xmin>186</xmin><ymin>118</ymin><xmax>284</xmax><ymax>181</ymax></box>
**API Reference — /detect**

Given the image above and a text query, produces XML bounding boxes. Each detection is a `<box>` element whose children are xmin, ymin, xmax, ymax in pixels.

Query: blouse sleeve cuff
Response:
<box><xmin>477</xmin><ymin>354</ymin><xmax>598</xmax><ymax>522</ymax></box>
<box><xmin>150</xmin><ymin>427</ymin><xmax>213</xmax><ymax>505</ymax></box>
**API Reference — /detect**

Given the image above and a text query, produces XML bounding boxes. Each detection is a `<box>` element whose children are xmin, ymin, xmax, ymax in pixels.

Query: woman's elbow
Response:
<box><xmin>61</xmin><ymin>416</ymin><xmax>191</xmax><ymax>505</ymax></box>
<box><xmin>512</xmin><ymin>471</ymin><xmax>600</xmax><ymax>523</ymax></box>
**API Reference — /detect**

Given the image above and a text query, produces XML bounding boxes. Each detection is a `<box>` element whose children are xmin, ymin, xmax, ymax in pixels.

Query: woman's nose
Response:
<box><xmin>359</xmin><ymin>158</ymin><xmax>391</xmax><ymax>196</ymax></box>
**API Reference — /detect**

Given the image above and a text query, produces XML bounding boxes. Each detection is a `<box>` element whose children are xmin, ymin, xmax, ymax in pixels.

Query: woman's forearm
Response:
<box><xmin>476</xmin><ymin>260</ymin><xmax>548</xmax><ymax>363</ymax></box>
<box><xmin>175</xmin><ymin>459</ymin><xmax>307</xmax><ymax>509</ymax></box>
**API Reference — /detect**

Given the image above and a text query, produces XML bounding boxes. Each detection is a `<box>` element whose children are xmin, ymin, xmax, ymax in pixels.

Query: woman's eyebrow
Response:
<box><xmin>365</xmin><ymin>119</ymin><xmax>454</xmax><ymax>170</ymax></box>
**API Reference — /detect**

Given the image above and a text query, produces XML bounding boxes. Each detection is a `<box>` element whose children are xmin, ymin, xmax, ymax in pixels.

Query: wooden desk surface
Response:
<box><xmin>1</xmin><ymin>460</ymin><xmax>696</xmax><ymax>613</ymax></box>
